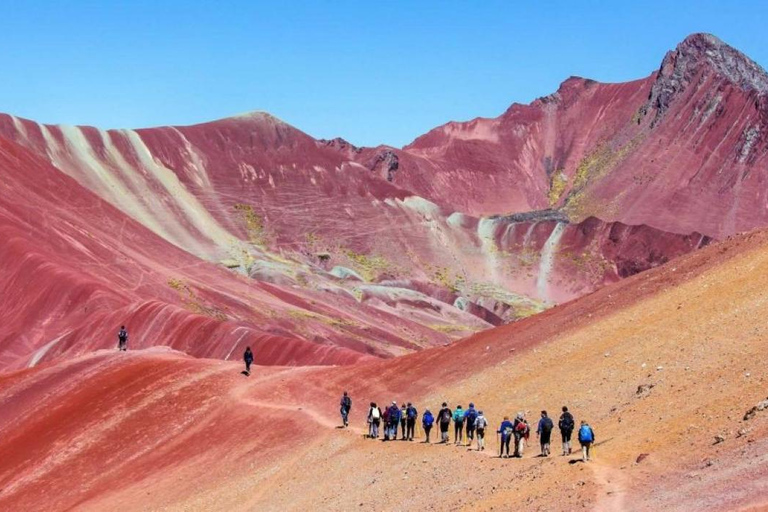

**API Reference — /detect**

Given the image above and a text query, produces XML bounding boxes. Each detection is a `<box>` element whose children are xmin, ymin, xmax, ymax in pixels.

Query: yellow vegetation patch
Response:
<box><xmin>167</xmin><ymin>277</ymin><xmax>228</xmax><ymax>321</ymax></box>
<box><xmin>548</xmin><ymin>169</ymin><xmax>568</xmax><ymax>207</ymax></box>
<box><xmin>233</xmin><ymin>203</ymin><xmax>268</xmax><ymax>246</ymax></box>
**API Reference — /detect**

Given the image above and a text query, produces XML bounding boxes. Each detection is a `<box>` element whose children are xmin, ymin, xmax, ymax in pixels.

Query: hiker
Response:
<box><xmin>422</xmin><ymin>408</ymin><xmax>434</xmax><ymax>443</ymax></box>
<box><xmin>559</xmin><ymin>406</ymin><xmax>575</xmax><ymax>455</ymax></box>
<box><xmin>498</xmin><ymin>416</ymin><xmax>514</xmax><ymax>458</ymax></box>
<box><xmin>382</xmin><ymin>404</ymin><xmax>391</xmax><ymax>440</ymax></box>
<box><xmin>513</xmin><ymin>413</ymin><xmax>530</xmax><ymax>457</ymax></box>
<box><xmin>388</xmin><ymin>401</ymin><xmax>401</xmax><ymax>440</ymax></box>
<box><xmin>117</xmin><ymin>326</ymin><xmax>128</xmax><ymax>351</ymax></box>
<box><xmin>368</xmin><ymin>402</ymin><xmax>381</xmax><ymax>438</ymax></box>
<box><xmin>400</xmin><ymin>403</ymin><xmax>408</xmax><ymax>440</ymax></box>
<box><xmin>243</xmin><ymin>346</ymin><xmax>254</xmax><ymax>374</ymax></box>
<box><xmin>464</xmin><ymin>403</ymin><xmax>478</xmax><ymax>447</ymax></box>
<box><xmin>536</xmin><ymin>410</ymin><xmax>554</xmax><ymax>457</ymax></box>
<box><xmin>578</xmin><ymin>421</ymin><xmax>595</xmax><ymax>462</ymax></box>
<box><xmin>474</xmin><ymin>410</ymin><xmax>488</xmax><ymax>451</ymax></box>
<box><xmin>340</xmin><ymin>391</ymin><xmax>352</xmax><ymax>428</ymax></box>
<box><xmin>453</xmin><ymin>405</ymin><xmax>465</xmax><ymax>445</ymax></box>
<box><xmin>405</xmin><ymin>402</ymin><xmax>418</xmax><ymax>441</ymax></box>
<box><xmin>437</xmin><ymin>402</ymin><xmax>452</xmax><ymax>443</ymax></box>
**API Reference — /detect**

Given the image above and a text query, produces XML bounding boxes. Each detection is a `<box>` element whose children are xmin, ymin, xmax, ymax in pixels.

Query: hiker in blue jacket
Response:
<box><xmin>497</xmin><ymin>416</ymin><xmax>514</xmax><ymax>458</ymax></box>
<box><xmin>388</xmin><ymin>402</ymin><xmax>401</xmax><ymax>440</ymax></box>
<box><xmin>536</xmin><ymin>410</ymin><xmax>554</xmax><ymax>457</ymax></box>
<box><xmin>340</xmin><ymin>391</ymin><xmax>352</xmax><ymax>428</ymax></box>
<box><xmin>578</xmin><ymin>421</ymin><xmax>595</xmax><ymax>462</ymax></box>
<box><xmin>464</xmin><ymin>403</ymin><xmax>478</xmax><ymax>447</ymax></box>
<box><xmin>422</xmin><ymin>409</ymin><xmax>434</xmax><ymax>443</ymax></box>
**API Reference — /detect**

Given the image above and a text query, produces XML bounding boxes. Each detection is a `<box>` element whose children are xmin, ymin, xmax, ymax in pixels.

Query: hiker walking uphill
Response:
<box><xmin>340</xmin><ymin>391</ymin><xmax>352</xmax><ymax>428</ymax></box>
<box><xmin>400</xmin><ymin>404</ymin><xmax>408</xmax><ymax>440</ymax></box>
<box><xmin>537</xmin><ymin>410</ymin><xmax>554</xmax><ymax>457</ymax></box>
<box><xmin>405</xmin><ymin>402</ymin><xmax>418</xmax><ymax>441</ymax></box>
<box><xmin>453</xmin><ymin>405</ymin><xmax>465</xmax><ymax>445</ymax></box>
<box><xmin>513</xmin><ymin>413</ymin><xmax>530</xmax><ymax>457</ymax></box>
<box><xmin>464</xmin><ymin>403</ymin><xmax>478</xmax><ymax>447</ymax></box>
<box><xmin>117</xmin><ymin>326</ymin><xmax>128</xmax><ymax>351</ymax></box>
<box><xmin>437</xmin><ymin>403</ymin><xmax>452</xmax><ymax>443</ymax></box>
<box><xmin>243</xmin><ymin>346</ymin><xmax>254</xmax><ymax>375</ymax></box>
<box><xmin>474</xmin><ymin>410</ymin><xmax>488</xmax><ymax>451</ymax></box>
<box><xmin>382</xmin><ymin>405</ymin><xmax>391</xmax><ymax>440</ymax></box>
<box><xmin>559</xmin><ymin>406</ymin><xmax>575</xmax><ymax>456</ymax></box>
<box><xmin>578</xmin><ymin>421</ymin><xmax>595</xmax><ymax>462</ymax></box>
<box><xmin>422</xmin><ymin>409</ymin><xmax>434</xmax><ymax>443</ymax></box>
<box><xmin>386</xmin><ymin>401</ymin><xmax>401</xmax><ymax>441</ymax></box>
<box><xmin>498</xmin><ymin>416</ymin><xmax>514</xmax><ymax>458</ymax></box>
<box><xmin>367</xmin><ymin>402</ymin><xmax>381</xmax><ymax>438</ymax></box>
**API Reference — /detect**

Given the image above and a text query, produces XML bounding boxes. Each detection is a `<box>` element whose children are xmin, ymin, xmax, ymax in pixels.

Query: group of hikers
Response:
<box><xmin>118</xmin><ymin>329</ymin><xmax>597</xmax><ymax>463</ymax></box>
<box><xmin>344</xmin><ymin>394</ymin><xmax>596</xmax><ymax>462</ymax></box>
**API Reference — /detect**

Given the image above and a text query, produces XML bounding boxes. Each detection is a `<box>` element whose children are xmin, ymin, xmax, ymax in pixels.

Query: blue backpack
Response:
<box><xmin>579</xmin><ymin>425</ymin><xmax>594</xmax><ymax>443</ymax></box>
<box><xmin>407</xmin><ymin>406</ymin><xmax>418</xmax><ymax>420</ymax></box>
<box><xmin>423</xmin><ymin>412</ymin><xmax>434</xmax><ymax>427</ymax></box>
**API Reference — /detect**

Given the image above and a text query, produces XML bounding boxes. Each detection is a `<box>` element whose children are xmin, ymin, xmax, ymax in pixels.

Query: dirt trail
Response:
<box><xmin>590</xmin><ymin>462</ymin><xmax>629</xmax><ymax>512</ymax></box>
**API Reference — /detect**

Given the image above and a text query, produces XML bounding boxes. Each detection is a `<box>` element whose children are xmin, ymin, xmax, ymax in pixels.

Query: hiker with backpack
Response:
<box><xmin>340</xmin><ymin>391</ymin><xmax>352</xmax><ymax>428</ymax></box>
<box><xmin>578</xmin><ymin>421</ymin><xmax>595</xmax><ymax>462</ymax></box>
<box><xmin>513</xmin><ymin>413</ymin><xmax>530</xmax><ymax>457</ymax></box>
<box><xmin>474</xmin><ymin>410</ymin><xmax>488</xmax><ymax>451</ymax></box>
<box><xmin>368</xmin><ymin>402</ymin><xmax>382</xmax><ymax>438</ymax></box>
<box><xmin>536</xmin><ymin>410</ymin><xmax>554</xmax><ymax>457</ymax></box>
<box><xmin>498</xmin><ymin>416</ymin><xmax>514</xmax><ymax>458</ymax></box>
<box><xmin>422</xmin><ymin>408</ymin><xmax>434</xmax><ymax>443</ymax></box>
<box><xmin>400</xmin><ymin>403</ymin><xmax>408</xmax><ymax>440</ymax></box>
<box><xmin>464</xmin><ymin>403</ymin><xmax>478</xmax><ymax>447</ymax></box>
<box><xmin>405</xmin><ymin>402</ymin><xmax>418</xmax><ymax>441</ymax></box>
<box><xmin>437</xmin><ymin>402</ymin><xmax>452</xmax><ymax>443</ymax></box>
<box><xmin>453</xmin><ymin>405</ymin><xmax>465</xmax><ymax>445</ymax></box>
<box><xmin>382</xmin><ymin>404</ymin><xmax>391</xmax><ymax>440</ymax></box>
<box><xmin>117</xmin><ymin>326</ymin><xmax>128</xmax><ymax>351</ymax></box>
<box><xmin>559</xmin><ymin>406</ymin><xmax>575</xmax><ymax>456</ymax></box>
<box><xmin>388</xmin><ymin>402</ymin><xmax>401</xmax><ymax>440</ymax></box>
<box><xmin>243</xmin><ymin>346</ymin><xmax>254</xmax><ymax>375</ymax></box>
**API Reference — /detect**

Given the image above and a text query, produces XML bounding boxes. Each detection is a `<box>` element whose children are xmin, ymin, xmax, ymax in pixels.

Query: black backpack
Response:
<box><xmin>541</xmin><ymin>417</ymin><xmax>554</xmax><ymax>433</ymax></box>
<box><xmin>559</xmin><ymin>412</ymin><xmax>574</xmax><ymax>431</ymax></box>
<box><xmin>441</xmin><ymin>409</ymin><xmax>452</xmax><ymax>424</ymax></box>
<box><xmin>343</xmin><ymin>396</ymin><xmax>351</xmax><ymax>409</ymax></box>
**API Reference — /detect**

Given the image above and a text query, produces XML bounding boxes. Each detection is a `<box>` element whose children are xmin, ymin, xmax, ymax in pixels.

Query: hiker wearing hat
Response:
<box><xmin>437</xmin><ymin>402</ymin><xmax>453</xmax><ymax>443</ymax></box>
<box><xmin>512</xmin><ymin>412</ymin><xmax>530</xmax><ymax>457</ymax></box>
<box><xmin>464</xmin><ymin>403</ymin><xmax>478</xmax><ymax>447</ymax></box>
<box><xmin>474</xmin><ymin>410</ymin><xmax>488</xmax><ymax>451</ymax></box>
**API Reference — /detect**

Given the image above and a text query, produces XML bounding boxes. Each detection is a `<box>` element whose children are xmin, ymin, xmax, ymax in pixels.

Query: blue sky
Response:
<box><xmin>0</xmin><ymin>1</ymin><xmax>766</xmax><ymax>147</ymax></box>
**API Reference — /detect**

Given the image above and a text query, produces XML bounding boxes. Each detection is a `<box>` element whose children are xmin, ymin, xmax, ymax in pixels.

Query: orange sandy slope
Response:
<box><xmin>2</xmin><ymin>229</ymin><xmax>768</xmax><ymax>511</ymax></box>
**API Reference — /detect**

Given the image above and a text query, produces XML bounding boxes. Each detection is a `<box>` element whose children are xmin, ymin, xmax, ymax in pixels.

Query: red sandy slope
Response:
<box><xmin>1</xmin><ymin>227</ymin><xmax>768</xmax><ymax>510</ymax></box>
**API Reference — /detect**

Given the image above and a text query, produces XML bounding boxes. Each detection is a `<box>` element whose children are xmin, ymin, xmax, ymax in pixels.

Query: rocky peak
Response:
<box><xmin>646</xmin><ymin>33</ymin><xmax>768</xmax><ymax>122</ymax></box>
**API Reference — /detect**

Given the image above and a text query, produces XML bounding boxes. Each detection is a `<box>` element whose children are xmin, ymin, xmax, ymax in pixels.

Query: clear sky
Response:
<box><xmin>1</xmin><ymin>1</ymin><xmax>766</xmax><ymax>147</ymax></box>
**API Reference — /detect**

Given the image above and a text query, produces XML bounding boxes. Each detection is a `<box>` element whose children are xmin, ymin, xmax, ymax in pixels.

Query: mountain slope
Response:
<box><xmin>1</xmin><ymin>225</ymin><xmax>767</xmax><ymax>510</ymax></box>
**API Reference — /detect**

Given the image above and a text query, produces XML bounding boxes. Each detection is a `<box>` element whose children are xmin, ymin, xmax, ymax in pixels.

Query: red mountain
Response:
<box><xmin>0</xmin><ymin>33</ymin><xmax>763</xmax><ymax>371</ymax></box>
